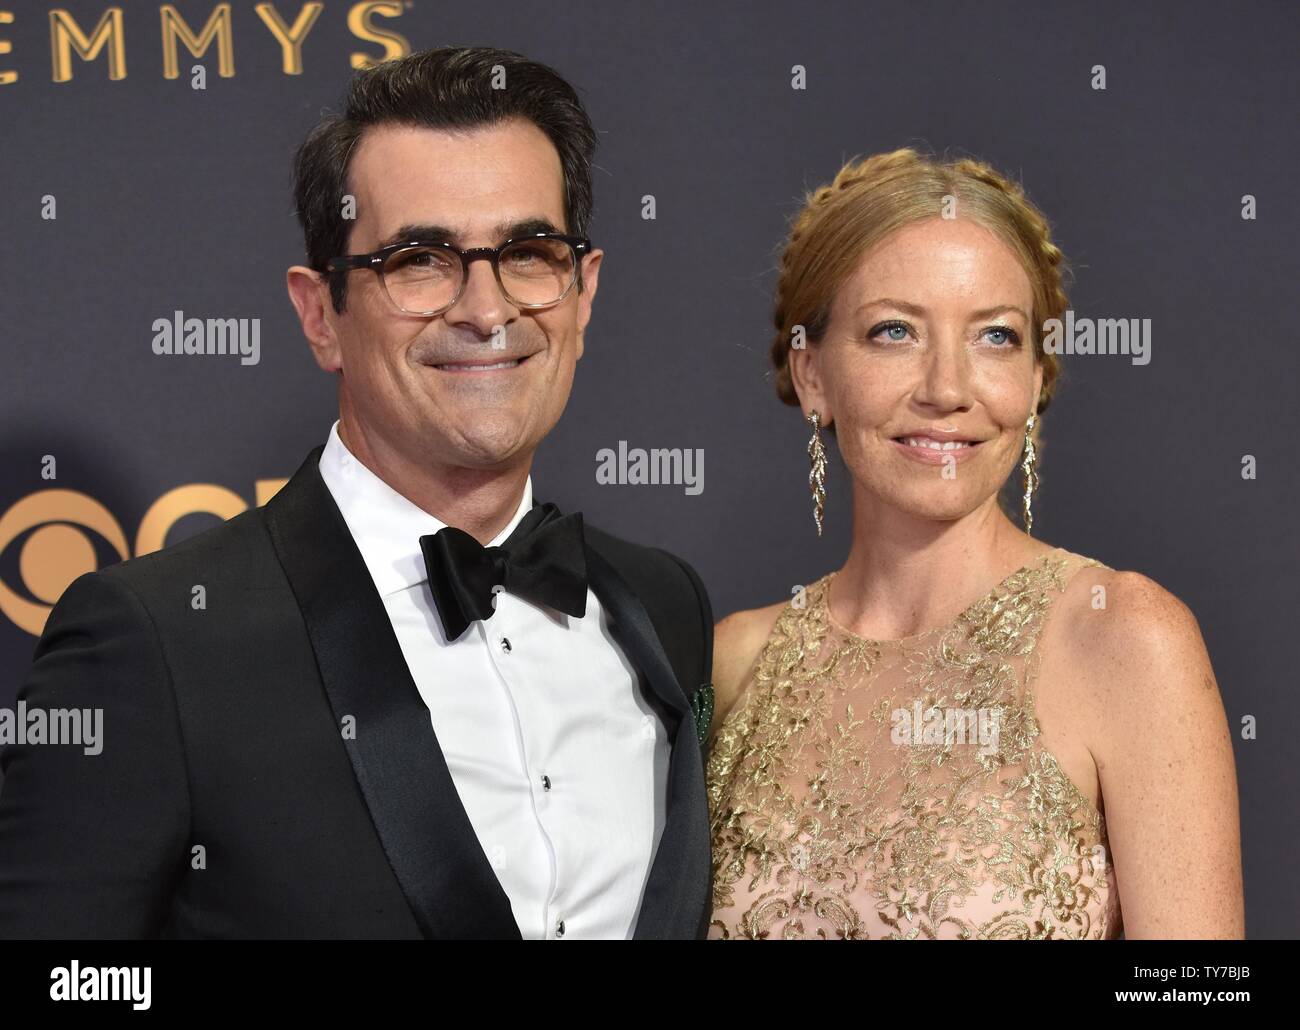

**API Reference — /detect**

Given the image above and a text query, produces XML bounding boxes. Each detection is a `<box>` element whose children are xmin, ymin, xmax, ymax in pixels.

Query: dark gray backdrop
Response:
<box><xmin>1</xmin><ymin>0</ymin><xmax>1295</xmax><ymax>937</ymax></box>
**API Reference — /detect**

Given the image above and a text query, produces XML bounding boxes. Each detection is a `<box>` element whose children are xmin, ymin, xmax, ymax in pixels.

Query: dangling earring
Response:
<box><xmin>807</xmin><ymin>409</ymin><xmax>828</xmax><ymax>537</ymax></box>
<box><xmin>1020</xmin><ymin>414</ymin><xmax>1039</xmax><ymax>536</ymax></box>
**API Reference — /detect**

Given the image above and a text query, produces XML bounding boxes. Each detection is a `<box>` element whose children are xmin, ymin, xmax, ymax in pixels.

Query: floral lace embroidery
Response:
<box><xmin>705</xmin><ymin>550</ymin><xmax>1123</xmax><ymax>940</ymax></box>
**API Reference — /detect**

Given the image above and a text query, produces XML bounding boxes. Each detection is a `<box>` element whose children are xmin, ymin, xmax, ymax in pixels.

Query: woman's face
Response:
<box><xmin>790</xmin><ymin>216</ymin><xmax>1043</xmax><ymax>525</ymax></box>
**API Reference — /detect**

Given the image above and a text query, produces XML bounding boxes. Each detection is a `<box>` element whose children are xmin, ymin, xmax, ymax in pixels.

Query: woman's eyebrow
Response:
<box><xmin>968</xmin><ymin>304</ymin><xmax>1030</xmax><ymax>322</ymax></box>
<box><xmin>854</xmin><ymin>298</ymin><xmax>927</xmax><ymax>317</ymax></box>
<box><xmin>853</xmin><ymin>299</ymin><xmax>1029</xmax><ymax>322</ymax></box>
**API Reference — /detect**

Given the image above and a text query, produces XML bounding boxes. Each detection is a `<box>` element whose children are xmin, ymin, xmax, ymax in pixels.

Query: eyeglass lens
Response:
<box><xmin>381</xmin><ymin>239</ymin><xmax>577</xmax><ymax>314</ymax></box>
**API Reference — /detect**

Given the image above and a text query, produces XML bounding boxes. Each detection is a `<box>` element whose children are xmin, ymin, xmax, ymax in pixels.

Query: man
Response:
<box><xmin>0</xmin><ymin>46</ymin><xmax>714</xmax><ymax>939</ymax></box>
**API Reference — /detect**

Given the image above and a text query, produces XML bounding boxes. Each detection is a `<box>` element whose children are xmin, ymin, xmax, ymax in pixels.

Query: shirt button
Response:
<box><xmin>499</xmin><ymin>636</ymin><xmax>512</xmax><ymax>653</ymax></box>
<box><xmin>541</xmin><ymin>774</ymin><xmax>552</xmax><ymax>791</ymax></box>
<box><xmin>555</xmin><ymin>918</ymin><xmax>565</xmax><ymax>938</ymax></box>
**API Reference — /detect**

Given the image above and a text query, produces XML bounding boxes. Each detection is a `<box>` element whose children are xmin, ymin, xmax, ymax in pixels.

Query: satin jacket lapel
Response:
<box><xmin>264</xmin><ymin>446</ymin><xmax>522</xmax><ymax>940</ymax></box>
<box><xmin>582</xmin><ymin>539</ymin><xmax>712</xmax><ymax>940</ymax></box>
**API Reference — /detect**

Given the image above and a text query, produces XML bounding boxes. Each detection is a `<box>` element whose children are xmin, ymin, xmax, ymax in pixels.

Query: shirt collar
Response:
<box><xmin>317</xmin><ymin>419</ymin><xmax>534</xmax><ymax>598</ymax></box>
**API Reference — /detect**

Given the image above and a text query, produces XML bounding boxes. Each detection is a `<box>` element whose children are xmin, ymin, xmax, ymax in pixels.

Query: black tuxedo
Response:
<box><xmin>0</xmin><ymin>447</ymin><xmax>715</xmax><ymax>939</ymax></box>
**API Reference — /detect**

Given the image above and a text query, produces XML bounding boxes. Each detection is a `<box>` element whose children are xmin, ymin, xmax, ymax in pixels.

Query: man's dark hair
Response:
<box><xmin>292</xmin><ymin>45</ymin><xmax>598</xmax><ymax>313</ymax></box>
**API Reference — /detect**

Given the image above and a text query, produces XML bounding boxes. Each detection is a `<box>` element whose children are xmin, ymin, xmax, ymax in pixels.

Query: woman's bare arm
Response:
<box><xmin>1079</xmin><ymin>570</ymin><xmax>1245</xmax><ymax>938</ymax></box>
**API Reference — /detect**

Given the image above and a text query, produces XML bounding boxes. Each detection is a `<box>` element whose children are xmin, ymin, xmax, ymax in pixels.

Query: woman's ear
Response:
<box><xmin>788</xmin><ymin>339</ymin><xmax>833</xmax><ymax>428</ymax></box>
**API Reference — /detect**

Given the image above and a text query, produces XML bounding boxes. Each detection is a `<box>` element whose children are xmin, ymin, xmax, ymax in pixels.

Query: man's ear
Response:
<box><xmin>573</xmin><ymin>248</ymin><xmax>603</xmax><ymax>361</ymax></box>
<box><xmin>788</xmin><ymin>339</ymin><xmax>832</xmax><ymax>428</ymax></box>
<box><xmin>287</xmin><ymin>266</ymin><xmax>343</xmax><ymax>373</ymax></box>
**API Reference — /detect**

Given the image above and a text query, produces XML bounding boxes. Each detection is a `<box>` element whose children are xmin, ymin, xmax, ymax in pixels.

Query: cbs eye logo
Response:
<box><xmin>0</xmin><ymin>476</ymin><xmax>288</xmax><ymax>637</ymax></box>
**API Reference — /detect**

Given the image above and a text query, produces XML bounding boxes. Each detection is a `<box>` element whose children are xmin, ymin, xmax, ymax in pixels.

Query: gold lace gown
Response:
<box><xmin>705</xmin><ymin>547</ymin><xmax>1123</xmax><ymax>940</ymax></box>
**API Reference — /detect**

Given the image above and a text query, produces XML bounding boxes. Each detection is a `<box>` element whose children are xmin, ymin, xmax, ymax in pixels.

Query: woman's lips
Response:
<box><xmin>890</xmin><ymin>435</ymin><xmax>984</xmax><ymax>465</ymax></box>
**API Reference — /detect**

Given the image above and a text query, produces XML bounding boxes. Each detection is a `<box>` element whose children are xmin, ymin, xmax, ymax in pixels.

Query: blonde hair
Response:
<box><xmin>770</xmin><ymin>148</ymin><xmax>1070</xmax><ymax>416</ymax></box>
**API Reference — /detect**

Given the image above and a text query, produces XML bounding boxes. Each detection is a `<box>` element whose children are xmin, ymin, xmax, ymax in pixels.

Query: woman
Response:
<box><xmin>705</xmin><ymin>148</ymin><xmax>1244</xmax><ymax>939</ymax></box>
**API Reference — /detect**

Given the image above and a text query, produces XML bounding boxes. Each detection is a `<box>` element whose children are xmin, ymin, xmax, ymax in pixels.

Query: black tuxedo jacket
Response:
<box><xmin>0</xmin><ymin>447</ymin><xmax>715</xmax><ymax>939</ymax></box>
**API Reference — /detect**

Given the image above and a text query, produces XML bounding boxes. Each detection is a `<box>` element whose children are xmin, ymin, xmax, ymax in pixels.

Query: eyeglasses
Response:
<box><xmin>325</xmin><ymin>233</ymin><xmax>592</xmax><ymax>316</ymax></box>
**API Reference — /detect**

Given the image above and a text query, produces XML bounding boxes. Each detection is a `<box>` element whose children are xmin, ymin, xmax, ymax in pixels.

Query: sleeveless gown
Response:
<box><xmin>705</xmin><ymin>547</ymin><xmax>1123</xmax><ymax>939</ymax></box>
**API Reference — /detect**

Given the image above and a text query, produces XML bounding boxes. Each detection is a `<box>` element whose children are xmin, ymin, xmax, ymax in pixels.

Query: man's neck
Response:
<box><xmin>337</xmin><ymin>419</ymin><xmax>530</xmax><ymax>546</ymax></box>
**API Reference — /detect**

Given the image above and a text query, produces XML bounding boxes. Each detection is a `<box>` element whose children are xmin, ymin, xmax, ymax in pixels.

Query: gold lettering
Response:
<box><xmin>0</xmin><ymin>10</ymin><xmax>16</xmax><ymax>86</ymax></box>
<box><xmin>347</xmin><ymin>1</ymin><xmax>408</xmax><ymax>70</ymax></box>
<box><xmin>50</xmin><ymin>7</ymin><xmax>126</xmax><ymax>83</ymax></box>
<box><xmin>160</xmin><ymin>3</ymin><xmax>234</xmax><ymax>80</ymax></box>
<box><xmin>255</xmin><ymin>2</ymin><xmax>323</xmax><ymax>76</ymax></box>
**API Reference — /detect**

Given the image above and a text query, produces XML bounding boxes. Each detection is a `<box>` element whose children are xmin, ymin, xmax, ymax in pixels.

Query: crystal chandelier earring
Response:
<box><xmin>1020</xmin><ymin>414</ymin><xmax>1039</xmax><ymax>536</ymax></box>
<box><xmin>807</xmin><ymin>409</ymin><xmax>828</xmax><ymax>536</ymax></box>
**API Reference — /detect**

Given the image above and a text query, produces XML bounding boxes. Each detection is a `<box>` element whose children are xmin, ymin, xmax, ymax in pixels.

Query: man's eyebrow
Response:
<box><xmin>854</xmin><ymin>299</ymin><xmax>1030</xmax><ymax>322</ymax></box>
<box><xmin>374</xmin><ymin>217</ymin><xmax>565</xmax><ymax>250</ymax></box>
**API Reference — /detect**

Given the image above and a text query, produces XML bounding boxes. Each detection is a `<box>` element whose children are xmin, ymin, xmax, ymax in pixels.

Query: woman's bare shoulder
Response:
<box><xmin>1050</xmin><ymin>561</ymin><xmax>1217</xmax><ymax>719</ymax></box>
<box><xmin>1054</xmin><ymin>562</ymin><xmax>1206</xmax><ymax>666</ymax></box>
<box><xmin>711</xmin><ymin>600</ymin><xmax>789</xmax><ymax>728</ymax></box>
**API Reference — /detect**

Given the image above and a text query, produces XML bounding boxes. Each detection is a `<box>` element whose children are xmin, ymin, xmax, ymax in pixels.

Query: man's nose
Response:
<box><xmin>443</xmin><ymin>257</ymin><xmax>517</xmax><ymax>336</ymax></box>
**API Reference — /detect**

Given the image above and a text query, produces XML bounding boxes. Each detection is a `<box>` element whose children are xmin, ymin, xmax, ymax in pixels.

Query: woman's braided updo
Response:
<box><xmin>770</xmin><ymin>148</ymin><xmax>1070</xmax><ymax>418</ymax></box>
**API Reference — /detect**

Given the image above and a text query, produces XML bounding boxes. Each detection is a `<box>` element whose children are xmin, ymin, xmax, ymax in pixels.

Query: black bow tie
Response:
<box><xmin>419</xmin><ymin>502</ymin><xmax>588</xmax><ymax>640</ymax></box>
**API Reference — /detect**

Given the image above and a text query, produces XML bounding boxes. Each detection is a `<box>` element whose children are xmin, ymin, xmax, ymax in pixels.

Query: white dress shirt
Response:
<box><xmin>317</xmin><ymin>421</ymin><xmax>670</xmax><ymax>939</ymax></box>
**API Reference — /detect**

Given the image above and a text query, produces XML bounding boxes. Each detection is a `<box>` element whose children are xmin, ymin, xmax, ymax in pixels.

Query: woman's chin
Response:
<box><xmin>859</xmin><ymin>484</ymin><xmax>993</xmax><ymax>524</ymax></box>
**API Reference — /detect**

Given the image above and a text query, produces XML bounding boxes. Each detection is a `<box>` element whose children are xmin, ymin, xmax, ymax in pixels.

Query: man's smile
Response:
<box><xmin>424</xmin><ymin>352</ymin><xmax>538</xmax><ymax>373</ymax></box>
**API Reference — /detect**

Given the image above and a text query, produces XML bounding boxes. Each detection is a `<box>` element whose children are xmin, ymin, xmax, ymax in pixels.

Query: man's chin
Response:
<box><xmin>441</xmin><ymin>422</ymin><xmax>537</xmax><ymax>469</ymax></box>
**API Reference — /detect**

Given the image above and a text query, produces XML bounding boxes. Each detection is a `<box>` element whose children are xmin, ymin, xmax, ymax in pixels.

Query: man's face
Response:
<box><xmin>297</xmin><ymin>118</ymin><xmax>601</xmax><ymax>473</ymax></box>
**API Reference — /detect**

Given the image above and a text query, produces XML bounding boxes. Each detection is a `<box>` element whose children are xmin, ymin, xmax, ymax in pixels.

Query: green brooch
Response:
<box><xmin>690</xmin><ymin>682</ymin><xmax>714</xmax><ymax>749</ymax></box>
